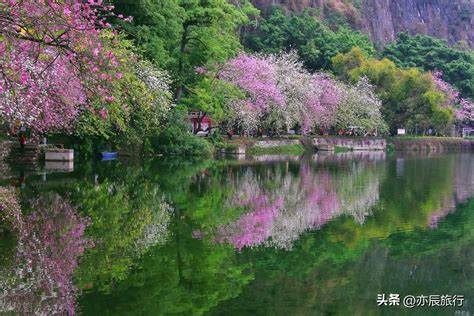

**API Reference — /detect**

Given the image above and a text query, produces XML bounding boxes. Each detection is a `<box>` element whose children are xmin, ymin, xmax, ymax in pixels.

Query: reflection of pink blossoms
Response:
<box><xmin>429</xmin><ymin>196</ymin><xmax>456</xmax><ymax>229</ymax></box>
<box><xmin>216</xmin><ymin>194</ymin><xmax>283</xmax><ymax>251</ymax></box>
<box><xmin>0</xmin><ymin>190</ymin><xmax>93</xmax><ymax>315</ymax></box>
<box><xmin>301</xmin><ymin>163</ymin><xmax>341</xmax><ymax>226</ymax></box>
<box><xmin>214</xmin><ymin>161</ymin><xmax>346</xmax><ymax>250</ymax></box>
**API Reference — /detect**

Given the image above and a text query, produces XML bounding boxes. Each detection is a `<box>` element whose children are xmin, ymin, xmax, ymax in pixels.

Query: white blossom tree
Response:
<box><xmin>336</xmin><ymin>77</ymin><xmax>388</xmax><ymax>134</ymax></box>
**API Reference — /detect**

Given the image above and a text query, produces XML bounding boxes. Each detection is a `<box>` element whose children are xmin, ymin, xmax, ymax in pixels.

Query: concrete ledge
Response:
<box><xmin>44</xmin><ymin>149</ymin><xmax>74</xmax><ymax>161</ymax></box>
<box><xmin>312</xmin><ymin>137</ymin><xmax>386</xmax><ymax>151</ymax></box>
<box><xmin>391</xmin><ymin>137</ymin><xmax>474</xmax><ymax>152</ymax></box>
<box><xmin>252</xmin><ymin>139</ymin><xmax>301</xmax><ymax>148</ymax></box>
<box><xmin>45</xmin><ymin>160</ymin><xmax>74</xmax><ymax>171</ymax></box>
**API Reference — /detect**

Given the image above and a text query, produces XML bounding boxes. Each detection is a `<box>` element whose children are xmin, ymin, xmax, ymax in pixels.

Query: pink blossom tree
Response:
<box><xmin>305</xmin><ymin>73</ymin><xmax>341</xmax><ymax>133</ymax></box>
<box><xmin>218</xmin><ymin>53</ymin><xmax>285</xmax><ymax>133</ymax></box>
<box><xmin>269</xmin><ymin>52</ymin><xmax>341</xmax><ymax>133</ymax></box>
<box><xmin>0</xmin><ymin>0</ymin><xmax>129</xmax><ymax>136</ymax></box>
<box><xmin>432</xmin><ymin>71</ymin><xmax>473</xmax><ymax>124</ymax></box>
<box><xmin>217</xmin><ymin>52</ymin><xmax>341</xmax><ymax>134</ymax></box>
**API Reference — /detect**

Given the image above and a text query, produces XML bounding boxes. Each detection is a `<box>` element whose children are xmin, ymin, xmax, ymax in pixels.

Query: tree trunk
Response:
<box><xmin>195</xmin><ymin>111</ymin><xmax>207</xmax><ymax>134</ymax></box>
<box><xmin>175</xmin><ymin>26</ymin><xmax>189</xmax><ymax>102</ymax></box>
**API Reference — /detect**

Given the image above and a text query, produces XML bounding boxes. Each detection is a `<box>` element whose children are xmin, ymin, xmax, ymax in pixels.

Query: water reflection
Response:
<box><xmin>0</xmin><ymin>152</ymin><xmax>473</xmax><ymax>315</ymax></box>
<box><xmin>213</xmin><ymin>155</ymin><xmax>384</xmax><ymax>250</ymax></box>
<box><xmin>0</xmin><ymin>189</ymin><xmax>92</xmax><ymax>315</ymax></box>
<box><xmin>70</xmin><ymin>178</ymin><xmax>174</xmax><ymax>294</ymax></box>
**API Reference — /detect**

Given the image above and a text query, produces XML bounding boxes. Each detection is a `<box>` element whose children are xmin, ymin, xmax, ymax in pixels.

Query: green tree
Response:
<box><xmin>333</xmin><ymin>47</ymin><xmax>454</xmax><ymax>135</ymax></box>
<box><xmin>113</xmin><ymin>0</ymin><xmax>258</xmax><ymax>102</ymax></box>
<box><xmin>71</xmin><ymin>32</ymin><xmax>173</xmax><ymax>155</ymax></box>
<box><xmin>383</xmin><ymin>32</ymin><xmax>474</xmax><ymax>99</ymax></box>
<box><xmin>244</xmin><ymin>7</ymin><xmax>375</xmax><ymax>71</ymax></box>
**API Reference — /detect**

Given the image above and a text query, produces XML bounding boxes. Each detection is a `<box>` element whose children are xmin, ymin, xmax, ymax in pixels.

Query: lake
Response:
<box><xmin>0</xmin><ymin>152</ymin><xmax>473</xmax><ymax>315</ymax></box>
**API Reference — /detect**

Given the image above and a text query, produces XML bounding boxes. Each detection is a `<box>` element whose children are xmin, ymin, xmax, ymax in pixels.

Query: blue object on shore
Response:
<box><xmin>101</xmin><ymin>152</ymin><xmax>118</xmax><ymax>160</ymax></box>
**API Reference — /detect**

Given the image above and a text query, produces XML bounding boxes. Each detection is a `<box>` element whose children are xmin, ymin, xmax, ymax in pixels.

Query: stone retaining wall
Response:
<box><xmin>221</xmin><ymin>136</ymin><xmax>473</xmax><ymax>155</ymax></box>
<box><xmin>252</xmin><ymin>139</ymin><xmax>302</xmax><ymax>148</ymax></box>
<box><xmin>221</xmin><ymin>138</ymin><xmax>305</xmax><ymax>155</ymax></box>
<box><xmin>391</xmin><ymin>138</ymin><xmax>474</xmax><ymax>152</ymax></box>
<box><xmin>311</xmin><ymin>137</ymin><xmax>386</xmax><ymax>151</ymax></box>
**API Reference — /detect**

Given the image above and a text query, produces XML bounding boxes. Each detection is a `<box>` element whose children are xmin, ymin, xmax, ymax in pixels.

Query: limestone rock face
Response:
<box><xmin>251</xmin><ymin>0</ymin><xmax>474</xmax><ymax>48</ymax></box>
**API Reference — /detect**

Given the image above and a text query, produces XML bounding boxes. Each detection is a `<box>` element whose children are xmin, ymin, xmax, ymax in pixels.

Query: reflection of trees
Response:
<box><xmin>454</xmin><ymin>153</ymin><xmax>474</xmax><ymax>204</ymax></box>
<box><xmin>72</xmin><ymin>180</ymin><xmax>173</xmax><ymax>293</ymax></box>
<box><xmin>79</xmin><ymin>216</ymin><xmax>252</xmax><ymax>316</ymax></box>
<box><xmin>214</xmin><ymin>156</ymin><xmax>385</xmax><ymax>250</ymax></box>
<box><xmin>208</xmin><ymin>154</ymin><xmax>474</xmax><ymax>315</ymax></box>
<box><xmin>0</xmin><ymin>188</ymin><xmax>92</xmax><ymax>315</ymax></box>
<box><xmin>72</xmin><ymin>160</ymin><xmax>253</xmax><ymax>315</ymax></box>
<box><xmin>209</xmin><ymin>197</ymin><xmax>474</xmax><ymax>315</ymax></box>
<box><xmin>74</xmin><ymin>154</ymin><xmax>474</xmax><ymax>314</ymax></box>
<box><xmin>415</xmin><ymin>154</ymin><xmax>474</xmax><ymax>228</ymax></box>
<box><xmin>380</xmin><ymin>154</ymin><xmax>474</xmax><ymax>230</ymax></box>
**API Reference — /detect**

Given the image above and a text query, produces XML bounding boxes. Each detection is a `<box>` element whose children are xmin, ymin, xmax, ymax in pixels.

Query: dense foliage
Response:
<box><xmin>74</xmin><ymin>33</ymin><xmax>173</xmax><ymax>153</ymax></box>
<box><xmin>244</xmin><ymin>7</ymin><xmax>375</xmax><ymax>71</ymax></box>
<box><xmin>112</xmin><ymin>0</ymin><xmax>258</xmax><ymax>102</ymax></box>
<box><xmin>333</xmin><ymin>47</ymin><xmax>459</xmax><ymax>135</ymax></box>
<box><xmin>384</xmin><ymin>33</ymin><xmax>474</xmax><ymax>99</ymax></box>
<box><xmin>0</xmin><ymin>1</ymin><xmax>473</xmax><ymax>151</ymax></box>
<box><xmin>150</xmin><ymin>109</ymin><xmax>213</xmax><ymax>157</ymax></box>
<box><xmin>336</xmin><ymin>78</ymin><xmax>387</xmax><ymax>133</ymax></box>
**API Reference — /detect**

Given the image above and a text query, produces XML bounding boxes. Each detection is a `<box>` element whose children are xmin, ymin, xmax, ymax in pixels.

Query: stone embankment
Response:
<box><xmin>221</xmin><ymin>136</ymin><xmax>474</xmax><ymax>155</ymax></box>
<box><xmin>310</xmin><ymin>137</ymin><xmax>386</xmax><ymax>151</ymax></box>
<box><xmin>221</xmin><ymin>137</ymin><xmax>387</xmax><ymax>155</ymax></box>
<box><xmin>391</xmin><ymin>137</ymin><xmax>474</xmax><ymax>152</ymax></box>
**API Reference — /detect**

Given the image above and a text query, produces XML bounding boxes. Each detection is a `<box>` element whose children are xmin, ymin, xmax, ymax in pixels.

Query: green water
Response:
<box><xmin>0</xmin><ymin>152</ymin><xmax>473</xmax><ymax>315</ymax></box>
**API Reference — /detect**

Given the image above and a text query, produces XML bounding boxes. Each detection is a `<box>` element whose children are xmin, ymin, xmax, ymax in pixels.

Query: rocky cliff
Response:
<box><xmin>251</xmin><ymin>0</ymin><xmax>474</xmax><ymax>48</ymax></box>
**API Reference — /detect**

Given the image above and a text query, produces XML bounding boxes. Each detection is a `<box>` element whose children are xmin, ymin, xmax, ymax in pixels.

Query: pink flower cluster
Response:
<box><xmin>304</xmin><ymin>73</ymin><xmax>341</xmax><ymax>132</ymax></box>
<box><xmin>432</xmin><ymin>71</ymin><xmax>473</xmax><ymax>123</ymax></box>
<box><xmin>218</xmin><ymin>52</ymin><xmax>341</xmax><ymax>134</ymax></box>
<box><xmin>0</xmin><ymin>0</ymin><xmax>129</xmax><ymax>135</ymax></box>
<box><xmin>219</xmin><ymin>53</ymin><xmax>285</xmax><ymax>112</ymax></box>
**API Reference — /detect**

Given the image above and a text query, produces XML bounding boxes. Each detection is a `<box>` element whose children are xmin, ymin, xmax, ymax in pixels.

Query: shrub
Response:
<box><xmin>150</xmin><ymin>109</ymin><xmax>213</xmax><ymax>157</ymax></box>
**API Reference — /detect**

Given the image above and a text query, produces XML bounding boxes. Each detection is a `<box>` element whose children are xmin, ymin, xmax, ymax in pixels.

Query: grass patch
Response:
<box><xmin>215</xmin><ymin>142</ymin><xmax>241</xmax><ymax>153</ymax></box>
<box><xmin>334</xmin><ymin>146</ymin><xmax>352</xmax><ymax>153</ymax></box>
<box><xmin>247</xmin><ymin>144</ymin><xmax>306</xmax><ymax>155</ymax></box>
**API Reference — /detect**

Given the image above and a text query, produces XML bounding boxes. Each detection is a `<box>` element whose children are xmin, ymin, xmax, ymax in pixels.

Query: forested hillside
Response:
<box><xmin>251</xmin><ymin>0</ymin><xmax>473</xmax><ymax>48</ymax></box>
